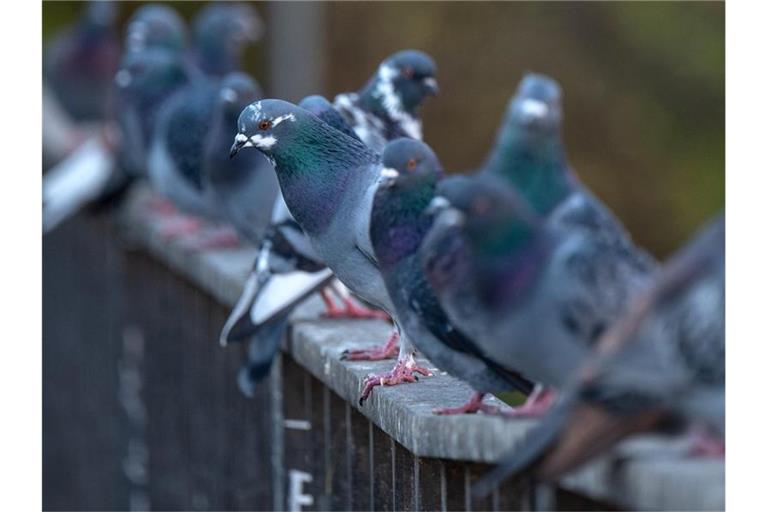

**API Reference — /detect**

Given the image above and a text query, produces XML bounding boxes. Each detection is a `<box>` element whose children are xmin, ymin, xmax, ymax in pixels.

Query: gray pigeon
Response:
<box><xmin>221</xmin><ymin>95</ymin><xmax>368</xmax><ymax>393</ymax></box>
<box><xmin>201</xmin><ymin>73</ymin><xmax>278</xmax><ymax>245</ymax></box>
<box><xmin>230</xmin><ymin>99</ymin><xmax>432</xmax><ymax>402</ymax></box>
<box><xmin>334</xmin><ymin>49</ymin><xmax>438</xmax><ymax>153</ymax></box>
<box><xmin>369</xmin><ymin>138</ymin><xmax>535</xmax><ymax>410</ymax></box>
<box><xmin>43</xmin><ymin>43</ymin><xmax>191</xmax><ymax>233</ymax></box>
<box><xmin>421</xmin><ymin>177</ymin><xmax>653</xmax><ymax>405</ymax></box>
<box><xmin>473</xmin><ymin>214</ymin><xmax>724</xmax><ymax>494</ymax></box>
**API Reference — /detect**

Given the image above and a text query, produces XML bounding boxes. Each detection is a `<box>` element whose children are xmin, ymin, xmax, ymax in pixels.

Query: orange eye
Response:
<box><xmin>402</xmin><ymin>66</ymin><xmax>414</xmax><ymax>79</ymax></box>
<box><xmin>258</xmin><ymin>120</ymin><xmax>271</xmax><ymax>130</ymax></box>
<box><xmin>406</xmin><ymin>158</ymin><xmax>417</xmax><ymax>171</ymax></box>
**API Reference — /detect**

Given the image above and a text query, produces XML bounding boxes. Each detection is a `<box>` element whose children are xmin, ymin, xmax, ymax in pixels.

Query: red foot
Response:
<box><xmin>159</xmin><ymin>216</ymin><xmax>202</xmax><ymax>240</ymax></box>
<box><xmin>358</xmin><ymin>353</ymin><xmax>432</xmax><ymax>405</ymax></box>
<box><xmin>321</xmin><ymin>290</ymin><xmax>390</xmax><ymax>321</ymax></box>
<box><xmin>502</xmin><ymin>387</ymin><xmax>556</xmax><ymax>418</ymax></box>
<box><xmin>340</xmin><ymin>331</ymin><xmax>399</xmax><ymax>361</ymax></box>
<box><xmin>434</xmin><ymin>392</ymin><xmax>512</xmax><ymax>416</ymax></box>
<box><xmin>188</xmin><ymin>226</ymin><xmax>241</xmax><ymax>250</ymax></box>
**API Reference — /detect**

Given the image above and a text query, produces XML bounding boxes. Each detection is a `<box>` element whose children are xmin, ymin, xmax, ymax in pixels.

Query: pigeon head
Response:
<box><xmin>371</xmin><ymin>139</ymin><xmax>444</xmax><ymax>267</ymax></box>
<box><xmin>365</xmin><ymin>49</ymin><xmax>439</xmax><ymax>116</ymax></box>
<box><xmin>506</xmin><ymin>73</ymin><xmax>563</xmax><ymax>135</ymax></box>
<box><xmin>425</xmin><ymin>179</ymin><xmax>544</xmax><ymax>308</ymax></box>
<box><xmin>482</xmin><ymin>73</ymin><xmax>572</xmax><ymax>216</ymax></box>
<box><xmin>194</xmin><ymin>3</ymin><xmax>263</xmax><ymax>75</ymax></box>
<box><xmin>298</xmin><ymin>95</ymin><xmax>361</xmax><ymax>141</ymax></box>
<box><xmin>115</xmin><ymin>47</ymin><xmax>189</xmax><ymax>98</ymax></box>
<box><xmin>125</xmin><ymin>4</ymin><xmax>187</xmax><ymax>54</ymax></box>
<box><xmin>217</xmin><ymin>72</ymin><xmax>263</xmax><ymax>118</ymax></box>
<box><xmin>380</xmin><ymin>138</ymin><xmax>443</xmax><ymax>189</ymax></box>
<box><xmin>230</xmin><ymin>99</ymin><xmax>373</xmax><ymax>162</ymax></box>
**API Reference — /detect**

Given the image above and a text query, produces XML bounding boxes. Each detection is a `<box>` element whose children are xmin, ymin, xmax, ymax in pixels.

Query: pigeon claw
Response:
<box><xmin>358</xmin><ymin>354</ymin><xmax>432</xmax><ymax>404</ymax></box>
<box><xmin>433</xmin><ymin>392</ymin><xmax>508</xmax><ymax>416</ymax></box>
<box><xmin>339</xmin><ymin>330</ymin><xmax>400</xmax><ymax>361</ymax></box>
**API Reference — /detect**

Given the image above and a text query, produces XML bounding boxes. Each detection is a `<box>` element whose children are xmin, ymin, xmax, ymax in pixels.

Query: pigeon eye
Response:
<box><xmin>258</xmin><ymin>120</ymin><xmax>271</xmax><ymax>130</ymax></box>
<box><xmin>406</xmin><ymin>158</ymin><xmax>417</xmax><ymax>171</ymax></box>
<box><xmin>402</xmin><ymin>66</ymin><xmax>414</xmax><ymax>79</ymax></box>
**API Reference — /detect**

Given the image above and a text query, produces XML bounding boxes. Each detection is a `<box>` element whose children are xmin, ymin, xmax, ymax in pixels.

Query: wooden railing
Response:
<box><xmin>43</xmin><ymin>186</ymin><xmax>724</xmax><ymax>511</ymax></box>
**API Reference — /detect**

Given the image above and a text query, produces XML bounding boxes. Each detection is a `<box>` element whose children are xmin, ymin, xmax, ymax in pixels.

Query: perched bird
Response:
<box><xmin>118</xmin><ymin>46</ymin><xmax>193</xmax><ymax>183</ymax></box>
<box><xmin>334</xmin><ymin>49</ymin><xmax>439</xmax><ymax>153</ymax></box>
<box><xmin>201</xmin><ymin>73</ymin><xmax>278</xmax><ymax>245</ymax></box>
<box><xmin>473</xmin><ymin>215</ymin><xmax>724</xmax><ymax>495</ymax></box>
<box><xmin>192</xmin><ymin>2</ymin><xmax>263</xmax><ymax>77</ymax></box>
<box><xmin>418</xmin><ymin>73</ymin><xmax>655</xmax><ymax>414</ymax></box>
<box><xmin>43</xmin><ymin>0</ymin><xmax>121</xmax><ymax>122</ymax></box>
<box><xmin>220</xmin><ymin>95</ymin><xmax>364</xmax><ymax>391</ymax></box>
<box><xmin>43</xmin><ymin>44</ymin><xmax>191</xmax><ymax>233</ymax></box>
<box><xmin>230</xmin><ymin>99</ymin><xmax>433</xmax><ymax>402</ymax></box>
<box><xmin>369</xmin><ymin>138</ymin><xmax>535</xmax><ymax>409</ymax></box>
<box><xmin>421</xmin><ymin>176</ymin><xmax>653</xmax><ymax>409</ymax></box>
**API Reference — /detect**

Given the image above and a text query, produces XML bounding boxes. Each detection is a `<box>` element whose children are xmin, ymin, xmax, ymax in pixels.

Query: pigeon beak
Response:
<box><xmin>426</xmin><ymin>196</ymin><xmax>451</xmax><ymax>215</ymax></box>
<box><xmin>423</xmin><ymin>77</ymin><xmax>439</xmax><ymax>96</ymax></box>
<box><xmin>230</xmin><ymin>134</ymin><xmax>249</xmax><ymax>159</ymax></box>
<box><xmin>380</xmin><ymin>167</ymin><xmax>399</xmax><ymax>186</ymax></box>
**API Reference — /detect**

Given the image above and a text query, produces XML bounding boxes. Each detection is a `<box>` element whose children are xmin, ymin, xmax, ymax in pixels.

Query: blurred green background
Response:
<box><xmin>43</xmin><ymin>1</ymin><xmax>724</xmax><ymax>258</ymax></box>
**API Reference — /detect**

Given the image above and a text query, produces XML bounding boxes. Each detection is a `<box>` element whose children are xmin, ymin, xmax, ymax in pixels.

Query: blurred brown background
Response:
<box><xmin>43</xmin><ymin>1</ymin><xmax>724</xmax><ymax>258</ymax></box>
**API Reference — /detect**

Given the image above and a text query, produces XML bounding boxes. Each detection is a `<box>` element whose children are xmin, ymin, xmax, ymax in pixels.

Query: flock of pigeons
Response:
<box><xmin>43</xmin><ymin>2</ymin><xmax>724</xmax><ymax>492</ymax></box>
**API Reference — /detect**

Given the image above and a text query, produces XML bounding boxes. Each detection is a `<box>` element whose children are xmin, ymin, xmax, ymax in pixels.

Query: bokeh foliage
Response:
<box><xmin>44</xmin><ymin>1</ymin><xmax>724</xmax><ymax>257</ymax></box>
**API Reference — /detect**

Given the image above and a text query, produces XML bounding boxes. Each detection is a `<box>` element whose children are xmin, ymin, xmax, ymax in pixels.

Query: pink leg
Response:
<box><xmin>321</xmin><ymin>293</ymin><xmax>390</xmax><ymax>321</ymax></box>
<box><xmin>502</xmin><ymin>387</ymin><xmax>557</xmax><ymax>418</ymax></box>
<box><xmin>358</xmin><ymin>352</ymin><xmax>433</xmax><ymax>405</ymax></box>
<box><xmin>433</xmin><ymin>392</ymin><xmax>513</xmax><ymax>416</ymax></box>
<box><xmin>340</xmin><ymin>330</ymin><xmax>400</xmax><ymax>361</ymax></box>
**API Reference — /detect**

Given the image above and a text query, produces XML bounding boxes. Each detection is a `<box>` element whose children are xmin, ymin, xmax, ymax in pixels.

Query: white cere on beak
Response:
<box><xmin>115</xmin><ymin>69</ymin><xmax>132</xmax><ymax>88</ymax></box>
<box><xmin>235</xmin><ymin>133</ymin><xmax>249</xmax><ymax>143</ymax></box>
<box><xmin>220</xmin><ymin>88</ymin><xmax>237</xmax><ymax>103</ymax></box>
<box><xmin>423</xmin><ymin>77</ymin><xmax>438</xmax><ymax>89</ymax></box>
<box><xmin>380</xmin><ymin>167</ymin><xmax>400</xmax><ymax>179</ymax></box>
<box><xmin>519</xmin><ymin>98</ymin><xmax>549</xmax><ymax>120</ymax></box>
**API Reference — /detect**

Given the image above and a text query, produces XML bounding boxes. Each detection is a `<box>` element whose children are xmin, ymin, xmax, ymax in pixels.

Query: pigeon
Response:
<box><xmin>230</xmin><ymin>99</ymin><xmax>433</xmax><ymax>402</ymax></box>
<box><xmin>220</xmin><ymin>95</ymin><xmax>365</xmax><ymax>390</ymax></box>
<box><xmin>334</xmin><ymin>49</ymin><xmax>438</xmax><ymax>153</ymax></box>
<box><xmin>415</xmin><ymin>73</ymin><xmax>655</xmax><ymax>414</ymax></box>
<box><xmin>220</xmin><ymin>94</ymin><xmax>390</xmax><ymax>346</ymax></box>
<box><xmin>201</xmin><ymin>72</ymin><xmax>279</xmax><ymax>245</ymax></box>
<box><xmin>369</xmin><ymin>138</ymin><xmax>535</xmax><ymax>411</ymax></box>
<box><xmin>43</xmin><ymin>0</ymin><xmax>121</xmax><ymax>122</ymax></box>
<box><xmin>124</xmin><ymin>4</ymin><xmax>187</xmax><ymax>56</ymax></box>
<box><xmin>118</xmin><ymin>46</ymin><xmax>194</xmax><ymax>183</ymax></box>
<box><xmin>421</xmin><ymin>176</ymin><xmax>654</xmax><ymax>408</ymax></box>
<box><xmin>43</xmin><ymin>44</ymin><xmax>192</xmax><ymax>233</ymax></box>
<box><xmin>192</xmin><ymin>2</ymin><xmax>263</xmax><ymax>77</ymax></box>
<box><xmin>472</xmin><ymin>215</ymin><xmax>724</xmax><ymax>495</ymax></box>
